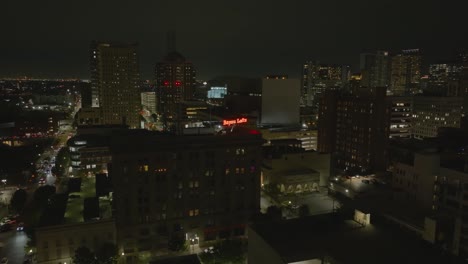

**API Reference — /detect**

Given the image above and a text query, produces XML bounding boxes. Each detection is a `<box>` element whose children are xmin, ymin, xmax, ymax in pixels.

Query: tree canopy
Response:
<box><xmin>10</xmin><ymin>188</ymin><xmax>27</xmax><ymax>213</ymax></box>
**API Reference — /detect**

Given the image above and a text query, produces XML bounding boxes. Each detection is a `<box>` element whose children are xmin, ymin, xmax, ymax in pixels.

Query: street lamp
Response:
<box><xmin>190</xmin><ymin>238</ymin><xmax>195</xmax><ymax>252</ymax></box>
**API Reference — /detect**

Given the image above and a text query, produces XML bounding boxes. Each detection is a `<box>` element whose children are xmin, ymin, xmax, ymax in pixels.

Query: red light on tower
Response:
<box><xmin>175</xmin><ymin>81</ymin><xmax>181</xmax><ymax>87</ymax></box>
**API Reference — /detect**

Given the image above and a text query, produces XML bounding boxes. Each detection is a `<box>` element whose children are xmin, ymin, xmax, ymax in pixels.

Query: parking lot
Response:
<box><xmin>329</xmin><ymin>174</ymin><xmax>389</xmax><ymax>198</ymax></box>
<box><xmin>261</xmin><ymin>189</ymin><xmax>340</xmax><ymax>219</ymax></box>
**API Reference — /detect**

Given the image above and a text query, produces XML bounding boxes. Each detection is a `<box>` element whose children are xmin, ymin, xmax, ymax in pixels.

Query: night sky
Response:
<box><xmin>1</xmin><ymin>0</ymin><xmax>467</xmax><ymax>80</ymax></box>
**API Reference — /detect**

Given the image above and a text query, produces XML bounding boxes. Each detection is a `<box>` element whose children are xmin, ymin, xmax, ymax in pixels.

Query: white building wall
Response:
<box><xmin>261</xmin><ymin>79</ymin><xmax>300</xmax><ymax>125</ymax></box>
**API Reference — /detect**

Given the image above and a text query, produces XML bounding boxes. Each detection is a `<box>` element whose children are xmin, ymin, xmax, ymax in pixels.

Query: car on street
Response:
<box><xmin>16</xmin><ymin>222</ymin><xmax>24</xmax><ymax>231</ymax></box>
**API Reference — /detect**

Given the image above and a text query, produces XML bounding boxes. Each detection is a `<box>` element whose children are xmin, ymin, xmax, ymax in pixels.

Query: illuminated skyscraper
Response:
<box><xmin>155</xmin><ymin>33</ymin><xmax>196</xmax><ymax>128</ymax></box>
<box><xmin>429</xmin><ymin>62</ymin><xmax>463</xmax><ymax>96</ymax></box>
<box><xmin>90</xmin><ymin>41</ymin><xmax>141</xmax><ymax>128</ymax></box>
<box><xmin>301</xmin><ymin>61</ymin><xmax>347</xmax><ymax>107</ymax></box>
<box><xmin>390</xmin><ymin>49</ymin><xmax>421</xmax><ymax>95</ymax></box>
<box><xmin>360</xmin><ymin>50</ymin><xmax>390</xmax><ymax>88</ymax></box>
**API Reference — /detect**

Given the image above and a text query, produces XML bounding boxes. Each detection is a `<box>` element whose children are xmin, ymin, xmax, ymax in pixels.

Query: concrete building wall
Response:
<box><xmin>261</xmin><ymin>79</ymin><xmax>300</xmax><ymax>125</ymax></box>
<box><xmin>392</xmin><ymin>152</ymin><xmax>439</xmax><ymax>211</ymax></box>
<box><xmin>263</xmin><ymin>152</ymin><xmax>331</xmax><ymax>187</ymax></box>
<box><xmin>36</xmin><ymin>219</ymin><xmax>116</xmax><ymax>264</ymax></box>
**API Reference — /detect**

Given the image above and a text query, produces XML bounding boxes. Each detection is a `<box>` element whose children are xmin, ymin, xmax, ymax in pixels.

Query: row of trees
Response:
<box><xmin>51</xmin><ymin>147</ymin><xmax>70</xmax><ymax>178</ymax></box>
<box><xmin>73</xmin><ymin>243</ymin><xmax>118</xmax><ymax>264</ymax></box>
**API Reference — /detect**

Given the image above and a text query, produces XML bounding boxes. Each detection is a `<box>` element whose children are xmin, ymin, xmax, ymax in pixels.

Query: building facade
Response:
<box><xmin>391</xmin><ymin>149</ymin><xmax>468</xmax><ymax>257</ymax></box>
<box><xmin>411</xmin><ymin>96</ymin><xmax>463</xmax><ymax>139</ymax></box>
<box><xmin>90</xmin><ymin>41</ymin><xmax>141</xmax><ymax>128</ymax></box>
<box><xmin>154</xmin><ymin>52</ymin><xmax>196</xmax><ymax>126</ymax></box>
<box><xmin>318</xmin><ymin>87</ymin><xmax>389</xmax><ymax>172</ymax></box>
<box><xmin>35</xmin><ymin>219</ymin><xmax>117</xmax><ymax>264</ymax></box>
<box><xmin>301</xmin><ymin>61</ymin><xmax>348</xmax><ymax>107</ymax></box>
<box><xmin>141</xmin><ymin>92</ymin><xmax>157</xmax><ymax>115</ymax></box>
<box><xmin>387</xmin><ymin>96</ymin><xmax>412</xmax><ymax>138</ymax></box>
<box><xmin>261</xmin><ymin>78</ymin><xmax>300</xmax><ymax>126</ymax></box>
<box><xmin>390</xmin><ymin>49</ymin><xmax>422</xmax><ymax>95</ymax></box>
<box><xmin>109</xmin><ymin>128</ymin><xmax>263</xmax><ymax>261</ymax></box>
<box><xmin>360</xmin><ymin>51</ymin><xmax>390</xmax><ymax>88</ymax></box>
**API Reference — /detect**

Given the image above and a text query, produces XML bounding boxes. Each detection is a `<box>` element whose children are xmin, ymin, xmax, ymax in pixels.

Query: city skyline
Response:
<box><xmin>1</xmin><ymin>0</ymin><xmax>467</xmax><ymax>79</ymax></box>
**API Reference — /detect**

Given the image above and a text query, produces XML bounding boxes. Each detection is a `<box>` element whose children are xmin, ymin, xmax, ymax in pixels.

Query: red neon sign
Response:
<box><xmin>223</xmin><ymin>117</ymin><xmax>248</xmax><ymax>126</ymax></box>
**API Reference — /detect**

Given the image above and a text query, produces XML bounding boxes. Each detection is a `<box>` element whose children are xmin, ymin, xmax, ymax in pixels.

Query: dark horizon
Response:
<box><xmin>1</xmin><ymin>0</ymin><xmax>467</xmax><ymax>80</ymax></box>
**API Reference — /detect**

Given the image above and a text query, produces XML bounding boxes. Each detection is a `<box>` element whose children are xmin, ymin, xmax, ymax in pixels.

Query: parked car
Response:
<box><xmin>0</xmin><ymin>224</ymin><xmax>12</xmax><ymax>232</ymax></box>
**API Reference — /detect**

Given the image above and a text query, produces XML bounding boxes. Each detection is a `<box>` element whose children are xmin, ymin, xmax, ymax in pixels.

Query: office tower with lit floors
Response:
<box><xmin>301</xmin><ymin>61</ymin><xmax>348</xmax><ymax>107</ymax></box>
<box><xmin>360</xmin><ymin>50</ymin><xmax>390</xmax><ymax>88</ymax></box>
<box><xmin>90</xmin><ymin>41</ymin><xmax>141</xmax><ymax>128</ymax></box>
<box><xmin>155</xmin><ymin>33</ymin><xmax>196</xmax><ymax>130</ymax></box>
<box><xmin>390</xmin><ymin>49</ymin><xmax>422</xmax><ymax>95</ymax></box>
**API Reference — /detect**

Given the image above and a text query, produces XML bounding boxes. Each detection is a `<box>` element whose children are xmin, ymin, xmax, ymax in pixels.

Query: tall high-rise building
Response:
<box><xmin>429</xmin><ymin>62</ymin><xmax>463</xmax><ymax>96</ymax></box>
<box><xmin>141</xmin><ymin>91</ymin><xmax>157</xmax><ymax>114</ymax></box>
<box><xmin>390</xmin><ymin>49</ymin><xmax>422</xmax><ymax>95</ymax></box>
<box><xmin>301</xmin><ymin>61</ymin><xmax>347</xmax><ymax>107</ymax></box>
<box><xmin>318</xmin><ymin>87</ymin><xmax>389</xmax><ymax>172</ymax></box>
<box><xmin>360</xmin><ymin>51</ymin><xmax>390</xmax><ymax>88</ymax></box>
<box><xmin>155</xmin><ymin>33</ymin><xmax>196</xmax><ymax>127</ymax></box>
<box><xmin>90</xmin><ymin>41</ymin><xmax>141</xmax><ymax>128</ymax></box>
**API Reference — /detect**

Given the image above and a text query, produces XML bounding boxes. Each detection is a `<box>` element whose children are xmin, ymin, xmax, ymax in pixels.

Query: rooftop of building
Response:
<box><xmin>76</xmin><ymin>124</ymin><xmax>129</xmax><ymax>135</ymax></box>
<box><xmin>273</xmin><ymin>168</ymin><xmax>319</xmax><ymax>177</ymax></box>
<box><xmin>389</xmin><ymin>130</ymin><xmax>468</xmax><ymax>171</ymax></box>
<box><xmin>36</xmin><ymin>218</ymin><xmax>114</xmax><ymax>233</ymax></box>
<box><xmin>251</xmin><ymin>213</ymin><xmax>457</xmax><ymax>264</ymax></box>
<box><xmin>91</xmin><ymin>41</ymin><xmax>138</xmax><ymax>48</ymax></box>
<box><xmin>110</xmin><ymin>127</ymin><xmax>264</xmax><ymax>153</ymax></box>
<box><xmin>150</xmin><ymin>254</ymin><xmax>201</xmax><ymax>264</ymax></box>
<box><xmin>67</xmin><ymin>133</ymin><xmax>110</xmax><ymax>148</ymax></box>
